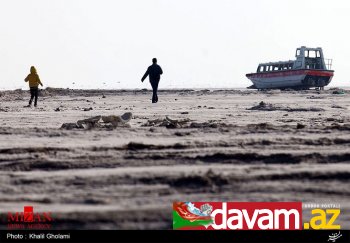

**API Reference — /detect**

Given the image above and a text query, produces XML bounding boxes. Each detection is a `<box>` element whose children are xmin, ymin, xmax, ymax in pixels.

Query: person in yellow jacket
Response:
<box><xmin>24</xmin><ymin>66</ymin><xmax>43</xmax><ymax>107</ymax></box>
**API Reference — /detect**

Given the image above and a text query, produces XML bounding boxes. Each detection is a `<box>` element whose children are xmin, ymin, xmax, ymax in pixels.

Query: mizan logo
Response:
<box><xmin>7</xmin><ymin>206</ymin><xmax>53</xmax><ymax>229</ymax></box>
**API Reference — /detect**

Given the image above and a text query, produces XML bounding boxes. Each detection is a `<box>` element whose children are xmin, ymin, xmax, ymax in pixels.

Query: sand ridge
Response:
<box><xmin>0</xmin><ymin>88</ymin><xmax>349</xmax><ymax>229</ymax></box>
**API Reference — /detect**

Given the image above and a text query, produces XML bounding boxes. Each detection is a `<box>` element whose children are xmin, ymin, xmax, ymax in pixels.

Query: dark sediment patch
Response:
<box><xmin>0</xmin><ymin>147</ymin><xmax>70</xmax><ymax>154</ymax></box>
<box><xmin>63</xmin><ymin>170</ymin><xmax>231</xmax><ymax>192</ymax></box>
<box><xmin>247</xmin><ymin>101</ymin><xmax>325</xmax><ymax>112</ymax></box>
<box><xmin>139</xmin><ymin>170</ymin><xmax>229</xmax><ymax>189</ymax></box>
<box><xmin>195</xmin><ymin>153</ymin><xmax>302</xmax><ymax>164</ymax></box>
<box><xmin>197</xmin><ymin>152</ymin><xmax>350</xmax><ymax>164</ymax></box>
<box><xmin>142</xmin><ymin>117</ymin><xmax>234</xmax><ymax>129</ymax></box>
<box><xmin>325</xmin><ymin>123</ymin><xmax>350</xmax><ymax>131</ymax></box>
<box><xmin>258</xmin><ymin>171</ymin><xmax>350</xmax><ymax>181</ymax></box>
<box><xmin>189</xmin><ymin>122</ymin><xmax>232</xmax><ymax>128</ymax></box>
<box><xmin>125</xmin><ymin>151</ymin><xmax>350</xmax><ymax>165</ymax></box>
<box><xmin>29</xmin><ymin>161</ymin><xmax>82</xmax><ymax>171</ymax></box>
<box><xmin>0</xmin><ymin>156</ymin><xmax>121</xmax><ymax>171</ymax></box>
<box><xmin>125</xmin><ymin>142</ymin><xmax>187</xmax><ymax>150</ymax></box>
<box><xmin>174</xmin><ymin>131</ymin><xmax>192</xmax><ymax>136</ymax></box>
<box><xmin>13</xmin><ymin>178</ymin><xmax>44</xmax><ymax>185</ymax></box>
<box><xmin>331</xmin><ymin>105</ymin><xmax>346</xmax><ymax>109</ymax></box>
<box><xmin>247</xmin><ymin>123</ymin><xmax>279</xmax><ymax>130</ymax></box>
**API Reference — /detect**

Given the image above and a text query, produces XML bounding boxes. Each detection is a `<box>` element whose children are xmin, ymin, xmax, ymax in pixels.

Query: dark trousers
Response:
<box><xmin>150</xmin><ymin>79</ymin><xmax>159</xmax><ymax>103</ymax></box>
<box><xmin>29</xmin><ymin>87</ymin><xmax>39</xmax><ymax>106</ymax></box>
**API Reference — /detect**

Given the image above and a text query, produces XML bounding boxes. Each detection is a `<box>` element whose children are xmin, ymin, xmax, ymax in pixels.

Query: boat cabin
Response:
<box><xmin>257</xmin><ymin>61</ymin><xmax>294</xmax><ymax>73</ymax></box>
<box><xmin>256</xmin><ymin>47</ymin><xmax>332</xmax><ymax>73</ymax></box>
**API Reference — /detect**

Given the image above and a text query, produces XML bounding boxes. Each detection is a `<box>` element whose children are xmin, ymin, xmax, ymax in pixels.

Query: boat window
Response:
<box><xmin>258</xmin><ymin>66</ymin><xmax>264</xmax><ymax>72</ymax></box>
<box><xmin>305</xmin><ymin>50</ymin><xmax>317</xmax><ymax>58</ymax></box>
<box><xmin>316</xmin><ymin>51</ymin><xmax>321</xmax><ymax>58</ymax></box>
<box><xmin>296</xmin><ymin>49</ymin><xmax>301</xmax><ymax>56</ymax></box>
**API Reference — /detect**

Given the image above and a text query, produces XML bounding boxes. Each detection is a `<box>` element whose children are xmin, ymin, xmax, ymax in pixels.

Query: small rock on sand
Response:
<box><xmin>296</xmin><ymin>123</ymin><xmax>305</xmax><ymax>129</ymax></box>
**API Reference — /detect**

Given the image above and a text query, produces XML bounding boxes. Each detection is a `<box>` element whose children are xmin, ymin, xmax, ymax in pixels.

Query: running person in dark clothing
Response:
<box><xmin>24</xmin><ymin>66</ymin><xmax>43</xmax><ymax>107</ymax></box>
<box><xmin>141</xmin><ymin>58</ymin><xmax>163</xmax><ymax>103</ymax></box>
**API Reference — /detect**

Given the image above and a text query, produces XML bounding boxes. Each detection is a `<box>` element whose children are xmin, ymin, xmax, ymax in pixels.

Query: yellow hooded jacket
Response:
<box><xmin>25</xmin><ymin>67</ymin><xmax>43</xmax><ymax>88</ymax></box>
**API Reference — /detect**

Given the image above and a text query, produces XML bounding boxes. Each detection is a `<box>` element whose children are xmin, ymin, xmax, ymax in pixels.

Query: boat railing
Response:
<box><xmin>325</xmin><ymin>58</ymin><xmax>333</xmax><ymax>70</ymax></box>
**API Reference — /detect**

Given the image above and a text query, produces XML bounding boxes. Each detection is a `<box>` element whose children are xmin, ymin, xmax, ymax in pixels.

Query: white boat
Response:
<box><xmin>246</xmin><ymin>46</ymin><xmax>334</xmax><ymax>89</ymax></box>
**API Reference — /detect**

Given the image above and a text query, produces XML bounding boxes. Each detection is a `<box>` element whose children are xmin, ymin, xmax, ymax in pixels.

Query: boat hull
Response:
<box><xmin>246</xmin><ymin>69</ymin><xmax>334</xmax><ymax>89</ymax></box>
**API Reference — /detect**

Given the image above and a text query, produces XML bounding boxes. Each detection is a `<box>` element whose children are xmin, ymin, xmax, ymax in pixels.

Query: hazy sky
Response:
<box><xmin>1</xmin><ymin>0</ymin><xmax>349</xmax><ymax>90</ymax></box>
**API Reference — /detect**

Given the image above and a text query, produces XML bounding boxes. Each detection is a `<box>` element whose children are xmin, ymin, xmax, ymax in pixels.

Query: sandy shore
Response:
<box><xmin>0</xmin><ymin>87</ymin><xmax>349</xmax><ymax>229</ymax></box>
